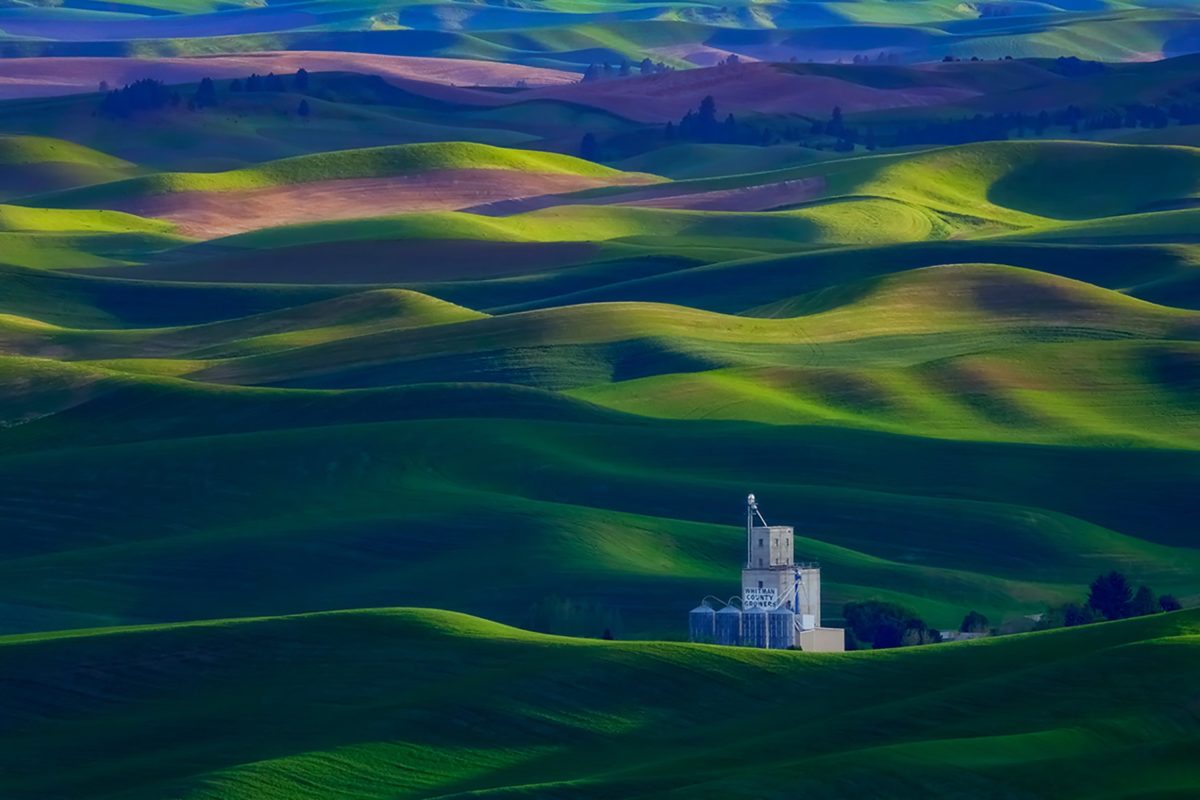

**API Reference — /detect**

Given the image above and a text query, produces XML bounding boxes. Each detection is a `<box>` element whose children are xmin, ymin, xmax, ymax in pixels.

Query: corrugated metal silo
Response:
<box><xmin>714</xmin><ymin>605</ymin><xmax>742</xmax><ymax>646</ymax></box>
<box><xmin>689</xmin><ymin>604</ymin><xmax>716</xmax><ymax>643</ymax></box>
<box><xmin>768</xmin><ymin>606</ymin><xmax>795</xmax><ymax>649</ymax></box>
<box><xmin>743</xmin><ymin>605</ymin><xmax>769</xmax><ymax>648</ymax></box>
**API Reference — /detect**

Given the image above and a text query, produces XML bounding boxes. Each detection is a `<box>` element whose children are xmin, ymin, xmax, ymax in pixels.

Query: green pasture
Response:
<box><xmin>0</xmin><ymin>607</ymin><xmax>1196</xmax><ymax>798</ymax></box>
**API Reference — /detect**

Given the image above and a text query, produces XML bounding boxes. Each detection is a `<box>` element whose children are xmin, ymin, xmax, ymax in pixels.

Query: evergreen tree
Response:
<box><xmin>1159</xmin><ymin>594</ymin><xmax>1182</xmax><ymax>612</ymax></box>
<box><xmin>1131</xmin><ymin>585</ymin><xmax>1158</xmax><ymax>616</ymax></box>
<box><xmin>297</xmin><ymin>99</ymin><xmax>310</xmax><ymax>118</ymax></box>
<box><xmin>193</xmin><ymin>77</ymin><xmax>218</xmax><ymax>109</ymax></box>
<box><xmin>960</xmin><ymin>610</ymin><xmax>989</xmax><ymax>633</ymax></box>
<box><xmin>294</xmin><ymin>67</ymin><xmax>309</xmax><ymax>91</ymax></box>
<box><xmin>678</xmin><ymin>110</ymin><xmax>695</xmax><ymax>139</ymax></box>
<box><xmin>696</xmin><ymin>95</ymin><xmax>718</xmax><ymax>141</ymax></box>
<box><xmin>1088</xmin><ymin>571</ymin><xmax>1133</xmax><ymax>620</ymax></box>
<box><xmin>640</xmin><ymin>58</ymin><xmax>654</xmax><ymax>75</ymax></box>
<box><xmin>97</xmin><ymin>78</ymin><xmax>172</xmax><ymax>118</ymax></box>
<box><xmin>722</xmin><ymin>113</ymin><xmax>737</xmax><ymax>143</ymax></box>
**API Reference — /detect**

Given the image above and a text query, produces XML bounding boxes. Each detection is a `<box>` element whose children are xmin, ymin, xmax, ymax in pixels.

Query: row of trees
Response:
<box><xmin>588</xmin><ymin>91</ymin><xmax>1200</xmax><ymax>162</ymax></box>
<box><xmin>579</xmin><ymin>96</ymin><xmax>757</xmax><ymax>161</ymax></box>
<box><xmin>843</xmin><ymin>570</ymin><xmax>1185</xmax><ymax>649</ymax></box>
<box><xmin>1038</xmin><ymin>571</ymin><xmax>1181</xmax><ymax>630</ymax></box>
<box><xmin>230</xmin><ymin>68</ymin><xmax>309</xmax><ymax>94</ymax></box>
<box><xmin>96</xmin><ymin>69</ymin><xmax>312</xmax><ymax>119</ymax></box>
<box><xmin>581</xmin><ymin>59</ymin><xmax>673</xmax><ymax>81</ymax></box>
<box><xmin>666</xmin><ymin>95</ymin><xmax>772</xmax><ymax>146</ymax></box>
<box><xmin>842</xmin><ymin>600</ymin><xmax>942</xmax><ymax>650</ymax></box>
<box><xmin>888</xmin><ymin>101</ymin><xmax>1181</xmax><ymax>147</ymax></box>
<box><xmin>849</xmin><ymin>52</ymin><xmax>903</xmax><ymax>65</ymax></box>
<box><xmin>96</xmin><ymin>78</ymin><xmax>176</xmax><ymax>117</ymax></box>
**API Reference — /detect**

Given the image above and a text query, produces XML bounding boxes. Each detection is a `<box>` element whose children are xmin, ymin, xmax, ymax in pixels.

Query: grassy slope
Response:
<box><xmin>175</xmin><ymin>141</ymin><xmax>1200</xmax><ymax>258</ymax></box>
<box><xmin>0</xmin><ymin>134</ymin><xmax>131</xmax><ymax>172</ymax></box>
<box><xmin>151</xmin><ymin>265</ymin><xmax>1198</xmax><ymax>389</ymax></box>
<box><xmin>0</xmin><ymin>160</ymin><xmax>1195</xmax><ymax>633</ymax></box>
<box><xmin>612</xmin><ymin>142</ymin><xmax>835</xmax><ymax>180</ymax></box>
<box><xmin>8</xmin><ymin>261</ymin><xmax>1192</xmax><ymax>385</ymax></box>
<box><xmin>0</xmin><ymin>89</ymin><xmax>542</xmax><ymax>172</ymax></box>
<box><xmin>32</xmin><ymin>141</ymin><xmax>646</xmax><ymax>207</ymax></box>
<box><xmin>0</xmin><ymin>134</ymin><xmax>136</xmax><ymax>200</ymax></box>
<box><xmin>0</xmin><ymin>124</ymin><xmax>1193</xmax><ymax>655</ymax></box>
<box><xmin>0</xmin><ymin>607</ymin><xmax>1197</xmax><ymax>799</ymax></box>
<box><xmin>0</xmin><ymin>203</ymin><xmax>189</xmax><ymax>270</ymax></box>
<box><xmin>570</xmin><ymin>340</ymin><xmax>1200</xmax><ymax>448</ymax></box>
<box><xmin>0</xmin><ymin>365</ymin><xmax>1196</xmax><ymax>635</ymax></box>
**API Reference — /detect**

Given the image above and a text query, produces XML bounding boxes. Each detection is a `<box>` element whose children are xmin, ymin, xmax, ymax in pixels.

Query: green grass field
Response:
<box><xmin>0</xmin><ymin>133</ymin><xmax>1196</xmax><ymax>639</ymax></box>
<box><xmin>0</xmin><ymin>38</ymin><xmax>1198</xmax><ymax>800</ymax></box>
<box><xmin>32</xmin><ymin>141</ymin><xmax>648</xmax><ymax>208</ymax></box>
<box><xmin>1</xmin><ymin>607</ymin><xmax>1197</xmax><ymax>799</ymax></box>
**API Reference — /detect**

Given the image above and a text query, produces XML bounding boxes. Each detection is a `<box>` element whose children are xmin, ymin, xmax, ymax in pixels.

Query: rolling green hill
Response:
<box><xmin>32</xmin><ymin>141</ymin><xmax>651</xmax><ymax>208</ymax></box>
<box><xmin>0</xmin><ymin>134</ymin><xmax>136</xmax><ymax>200</ymax></box>
<box><xmin>0</xmin><ymin>133</ymin><xmax>1196</xmax><ymax>640</ymax></box>
<box><xmin>1</xmin><ymin>607</ymin><xmax>1197</xmax><ymax>799</ymax></box>
<box><xmin>131</xmin><ymin>141</ymin><xmax>1198</xmax><ymax>260</ymax></box>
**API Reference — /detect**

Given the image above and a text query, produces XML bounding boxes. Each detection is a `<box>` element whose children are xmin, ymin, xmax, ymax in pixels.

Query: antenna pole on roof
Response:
<box><xmin>746</xmin><ymin>493</ymin><xmax>757</xmax><ymax>568</ymax></box>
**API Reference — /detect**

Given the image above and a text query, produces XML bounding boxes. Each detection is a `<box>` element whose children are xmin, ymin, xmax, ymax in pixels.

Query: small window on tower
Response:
<box><xmin>758</xmin><ymin>581</ymin><xmax>763</xmax><ymax>589</ymax></box>
<box><xmin>758</xmin><ymin>559</ymin><xmax>763</xmax><ymax>567</ymax></box>
<box><xmin>758</xmin><ymin>538</ymin><xmax>763</xmax><ymax>546</ymax></box>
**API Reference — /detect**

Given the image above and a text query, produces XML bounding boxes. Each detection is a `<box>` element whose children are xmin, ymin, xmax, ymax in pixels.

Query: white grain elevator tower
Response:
<box><xmin>742</xmin><ymin>494</ymin><xmax>835</xmax><ymax>649</ymax></box>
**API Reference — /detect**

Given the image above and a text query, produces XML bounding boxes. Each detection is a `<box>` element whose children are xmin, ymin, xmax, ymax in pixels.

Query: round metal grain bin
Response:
<box><xmin>768</xmin><ymin>606</ymin><xmax>796</xmax><ymax>649</ymax></box>
<box><xmin>689</xmin><ymin>604</ymin><xmax>716</xmax><ymax>644</ymax></box>
<box><xmin>714</xmin><ymin>605</ymin><xmax>742</xmax><ymax>646</ymax></box>
<box><xmin>743</xmin><ymin>606</ymin><xmax>769</xmax><ymax>648</ymax></box>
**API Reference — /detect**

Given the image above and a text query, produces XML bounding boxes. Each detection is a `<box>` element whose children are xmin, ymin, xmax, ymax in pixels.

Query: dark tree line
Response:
<box><xmin>665</xmin><ymin>95</ymin><xmax>770</xmax><ymax>145</ymax></box>
<box><xmin>1037</xmin><ymin>571</ymin><xmax>1182</xmax><ymax>630</ymax></box>
<box><xmin>850</xmin><ymin>52</ymin><xmax>902</xmax><ymax>65</ymax></box>
<box><xmin>230</xmin><ymin>69</ymin><xmax>307</xmax><ymax>93</ymax></box>
<box><xmin>97</xmin><ymin>68</ymin><xmax>313</xmax><ymax>119</ymax></box>
<box><xmin>1082</xmin><ymin>103</ymin><xmax>1171</xmax><ymax>131</ymax></box>
<box><xmin>97</xmin><ymin>78</ymin><xmax>178</xmax><ymax>117</ymax></box>
<box><xmin>888</xmin><ymin>102</ymin><xmax>1177</xmax><ymax>147</ymax></box>
<box><xmin>1048</xmin><ymin>56</ymin><xmax>1106</xmax><ymax>77</ymax></box>
<box><xmin>809</xmin><ymin>106</ymin><xmax>869</xmax><ymax>151</ymax></box>
<box><xmin>581</xmin><ymin>58</ymin><xmax>672</xmax><ymax>82</ymax></box>
<box><xmin>843</xmin><ymin>600</ymin><xmax>942</xmax><ymax>650</ymax></box>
